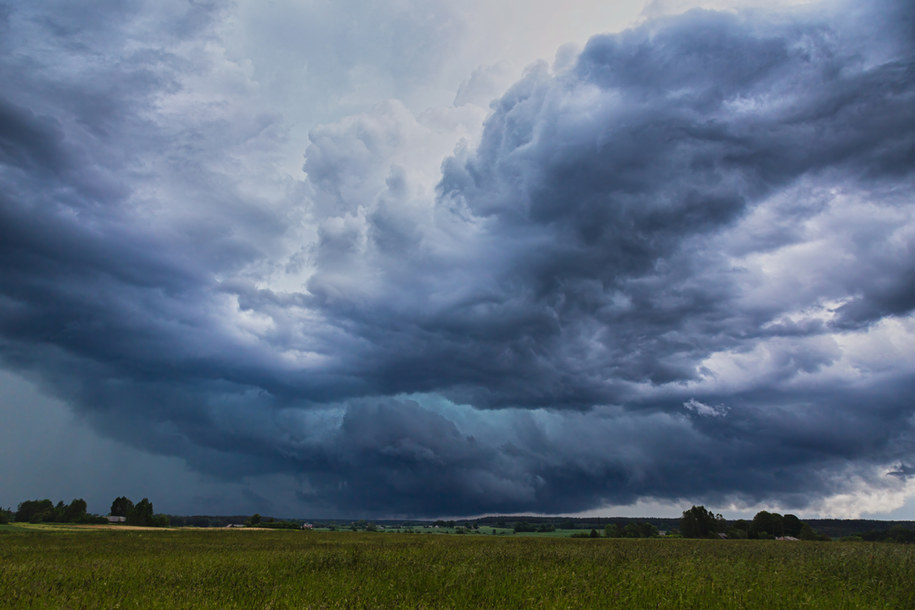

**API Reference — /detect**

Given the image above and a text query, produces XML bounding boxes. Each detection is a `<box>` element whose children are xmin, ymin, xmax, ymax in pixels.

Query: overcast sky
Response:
<box><xmin>1</xmin><ymin>0</ymin><xmax>913</xmax><ymax>520</ymax></box>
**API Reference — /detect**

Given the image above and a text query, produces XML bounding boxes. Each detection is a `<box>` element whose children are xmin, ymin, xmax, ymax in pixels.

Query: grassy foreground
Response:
<box><xmin>2</xmin><ymin>527</ymin><xmax>914</xmax><ymax>608</ymax></box>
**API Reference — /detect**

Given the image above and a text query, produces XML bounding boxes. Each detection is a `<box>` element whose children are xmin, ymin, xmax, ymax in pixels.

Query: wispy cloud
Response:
<box><xmin>684</xmin><ymin>399</ymin><xmax>729</xmax><ymax>418</ymax></box>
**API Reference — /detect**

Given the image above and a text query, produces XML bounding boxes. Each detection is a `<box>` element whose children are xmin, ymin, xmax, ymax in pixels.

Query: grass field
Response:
<box><xmin>2</xmin><ymin>526</ymin><xmax>914</xmax><ymax>608</ymax></box>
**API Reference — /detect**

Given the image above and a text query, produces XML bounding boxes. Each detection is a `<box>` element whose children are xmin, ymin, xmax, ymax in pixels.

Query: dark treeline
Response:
<box><xmin>4</xmin><ymin>499</ymin><xmax>106</xmax><ymax>525</ymax></box>
<box><xmin>679</xmin><ymin>505</ymin><xmax>828</xmax><ymax>540</ymax></box>
<box><xmin>243</xmin><ymin>513</ymin><xmax>301</xmax><ymax>529</ymax></box>
<box><xmin>678</xmin><ymin>506</ymin><xmax>915</xmax><ymax>543</ymax></box>
<box><xmin>857</xmin><ymin>526</ymin><xmax>915</xmax><ymax>543</ymax></box>
<box><xmin>803</xmin><ymin>519</ymin><xmax>915</xmax><ymax>539</ymax></box>
<box><xmin>2</xmin><ymin>496</ymin><xmax>169</xmax><ymax>527</ymax></box>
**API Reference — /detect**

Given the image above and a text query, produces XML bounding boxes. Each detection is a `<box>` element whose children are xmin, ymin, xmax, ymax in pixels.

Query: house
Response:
<box><xmin>302</xmin><ymin>523</ymin><xmax>313</xmax><ymax>529</ymax></box>
<box><xmin>107</xmin><ymin>516</ymin><xmax>126</xmax><ymax>523</ymax></box>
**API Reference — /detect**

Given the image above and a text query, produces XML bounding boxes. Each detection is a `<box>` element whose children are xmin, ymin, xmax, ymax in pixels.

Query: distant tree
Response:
<box><xmin>0</xmin><ymin>507</ymin><xmax>12</xmax><ymax>524</ymax></box>
<box><xmin>751</xmin><ymin>511</ymin><xmax>783</xmax><ymax>539</ymax></box>
<box><xmin>110</xmin><ymin>496</ymin><xmax>134</xmax><ymax>518</ymax></box>
<box><xmin>798</xmin><ymin>523</ymin><xmax>817</xmax><ymax>540</ymax></box>
<box><xmin>620</xmin><ymin>522</ymin><xmax>659</xmax><ymax>538</ymax></box>
<box><xmin>888</xmin><ymin>526</ymin><xmax>915</xmax><ymax>544</ymax></box>
<box><xmin>150</xmin><ymin>514</ymin><xmax>171</xmax><ymax>528</ymax></box>
<box><xmin>783</xmin><ymin>514</ymin><xmax>803</xmax><ymax>538</ymax></box>
<box><xmin>589</xmin><ymin>528</ymin><xmax>600</xmax><ymax>538</ymax></box>
<box><xmin>622</xmin><ymin>523</ymin><xmax>641</xmax><ymax>538</ymax></box>
<box><xmin>246</xmin><ymin>513</ymin><xmax>261</xmax><ymax>527</ymax></box>
<box><xmin>638</xmin><ymin>522</ymin><xmax>660</xmax><ymax>538</ymax></box>
<box><xmin>16</xmin><ymin>499</ymin><xmax>54</xmax><ymax>523</ymax></box>
<box><xmin>859</xmin><ymin>525</ymin><xmax>914</xmax><ymax>544</ymax></box>
<box><xmin>725</xmin><ymin>519</ymin><xmax>747</xmax><ymax>539</ymax></box>
<box><xmin>604</xmin><ymin>523</ymin><xmax>620</xmax><ymax>538</ymax></box>
<box><xmin>127</xmin><ymin>498</ymin><xmax>154</xmax><ymax>526</ymax></box>
<box><xmin>797</xmin><ymin>523</ymin><xmax>831</xmax><ymax>541</ymax></box>
<box><xmin>680</xmin><ymin>506</ymin><xmax>722</xmax><ymax>538</ymax></box>
<box><xmin>63</xmin><ymin>499</ymin><xmax>87</xmax><ymax>523</ymax></box>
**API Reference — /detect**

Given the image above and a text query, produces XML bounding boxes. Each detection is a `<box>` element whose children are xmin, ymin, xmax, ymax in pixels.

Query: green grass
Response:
<box><xmin>2</xmin><ymin>527</ymin><xmax>913</xmax><ymax>608</ymax></box>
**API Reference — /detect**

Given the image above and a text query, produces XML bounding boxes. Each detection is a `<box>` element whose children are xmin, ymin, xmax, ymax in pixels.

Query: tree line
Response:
<box><xmin>0</xmin><ymin>496</ymin><xmax>169</xmax><ymax>527</ymax></box>
<box><xmin>3</xmin><ymin>499</ymin><xmax>106</xmax><ymax>525</ymax></box>
<box><xmin>681</xmin><ymin>505</ymin><xmax>828</xmax><ymax>540</ymax></box>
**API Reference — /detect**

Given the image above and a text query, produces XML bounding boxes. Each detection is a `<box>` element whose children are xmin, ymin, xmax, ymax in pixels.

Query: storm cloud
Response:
<box><xmin>1</xmin><ymin>0</ymin><xmax>914</xmax><ymax>518</ymax></box>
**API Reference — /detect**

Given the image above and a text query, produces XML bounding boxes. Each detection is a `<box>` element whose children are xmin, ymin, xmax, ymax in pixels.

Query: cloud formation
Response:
<box><xmin>1</xmin><ymin>0</ymin><xmax>913</xmax><ymax>517</ymax></box>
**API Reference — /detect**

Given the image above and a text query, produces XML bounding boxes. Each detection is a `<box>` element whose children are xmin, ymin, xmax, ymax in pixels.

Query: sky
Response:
<box><xmin>1</xmin><ymin>0</ymin><xmax>913</xmax><ymax>520</ymax></box>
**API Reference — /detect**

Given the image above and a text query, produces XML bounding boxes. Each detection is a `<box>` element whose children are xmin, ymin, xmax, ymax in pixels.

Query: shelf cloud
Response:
<box><xmin>1</xmin><ymin>0</ymin><xmax>913</xmax><ymax>518</ymax></box>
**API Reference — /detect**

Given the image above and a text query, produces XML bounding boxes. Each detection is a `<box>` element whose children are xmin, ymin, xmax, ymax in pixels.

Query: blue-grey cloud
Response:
<box><xmin>1</xmin><ymin>0</ymin><xmax>913</xmax><ymax>517</ymax></box>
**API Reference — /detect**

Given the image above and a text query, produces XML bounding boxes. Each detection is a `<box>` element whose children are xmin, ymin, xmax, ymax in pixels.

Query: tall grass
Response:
<box><xmin>2</xmin><ymin>528</ymin><xmax>913</xmax><ymax>607</ymax></box>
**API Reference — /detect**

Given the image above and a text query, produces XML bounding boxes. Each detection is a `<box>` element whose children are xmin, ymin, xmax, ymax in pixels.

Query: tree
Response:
<box><xmin>637</xmin><ymin>522</ymin><xmax>660</xmax><ymax>538</ymax></box>
<box><xmin>127</xmin><ymin>498</ymin><xmax>154</xmax><ymax>526</ymax></box>
<box><xmin>62</xmin><ymin>499</ymin><xmax>87</xmax><ymax>523</ymax></box>
<box><xmin>887</xmin><ymin>526</ymin><xmax>915</xmax><ymax>544</ymax></box>
<box><xmin>604</xmin><ymin>523</ymin><xmax>620</xmax><ymax>538</ymax></box>
<box><xmin>782</xmin><ymin>514</ymin><xmax>803</xmax><ymax>538</ymax></box>
<box><xmin>798</xmin><ymin>523</ymin><xmax>818</xmax><ymax>540</ymax></box>
<box><xmin>110</xmin><ymin>496</ymin><xmax>134</xmax><ymax>518</ymax></box>
<box><xmin>246</xmin><ymin>513</ymin><xmax>261</xmax><ymax>527</ymax></box>
<box><xmin>680</xmin><ymin>505</ymin><xmax>722</xmax><ymax>538</ymax></box>
<box><xmin>16</xmin><ymin>499</ymin><xmax>54</xmax><ymax>523</ymax></box>
<box><xmin>751</xmin><ymin>511</ymin><xmax>783</xmax><ymax>539</ymax></box>
<box><xmin>622</xmin><ymin>523</ymin><xmax>641</xmax><ymax>538</ymax></box>
<box><xmin>150</xmin><ymin>513</ymin><xmax>171</xmax><ymax>528</ymax></box>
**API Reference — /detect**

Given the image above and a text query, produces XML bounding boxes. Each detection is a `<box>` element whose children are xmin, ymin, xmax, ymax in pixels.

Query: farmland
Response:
<box><xmin>2</xmin><ymin>526</ymin><xmax>914</xmax><ymax>608</ymax></box>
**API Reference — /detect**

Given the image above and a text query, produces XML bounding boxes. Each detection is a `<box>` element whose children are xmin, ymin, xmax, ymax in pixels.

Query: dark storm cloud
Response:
<box><xmin>306</xmin><ymin>4</ymin><xmax>915</xmax><ymax>405</ymax></box>
<box><xmin>2</xmin><ymin>0</ymin><xmax>914</xmax><ymax>517</ymax></box>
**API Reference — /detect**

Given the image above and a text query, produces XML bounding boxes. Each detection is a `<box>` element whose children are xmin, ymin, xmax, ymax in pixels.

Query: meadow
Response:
<box><xmin>2</xmin><ymin>525</ymin><xmax>914</xmax><ymax>608</ymax></box>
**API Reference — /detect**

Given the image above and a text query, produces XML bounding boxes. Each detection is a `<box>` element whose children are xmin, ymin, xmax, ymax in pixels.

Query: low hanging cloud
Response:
<box><xmin>1</xmin><ymin>0</ymin><xmax>914</xmax><ymax>517</ymax></box>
